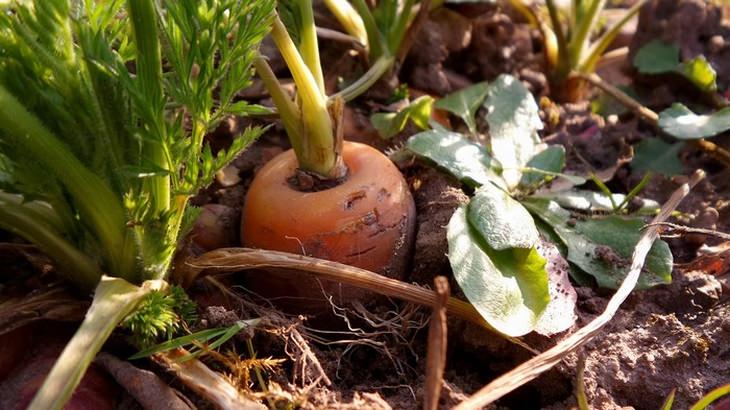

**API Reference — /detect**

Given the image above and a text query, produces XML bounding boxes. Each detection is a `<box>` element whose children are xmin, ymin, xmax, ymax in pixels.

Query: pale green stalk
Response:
<box><xmin>577</xmin><ymin>0</ymin><xmax>645</xmax><ymax>73</ymax></box>
<box><xmin>332</xmin><ymin>54</ymin><xmax>395</xmax><ymax>102</ymax></box>
<box><xmin>270</xmin><ymin>16</ymin><xmax>336</xmax><ymax>177</ymax></box>
<box><xmin>568</xmin><ymin>0</ymin><xmax>607</xmax><ymax>67</ymax></box>
<box><xmin>298</xmin><ymin>0</ymin><xmax>325</xmax><ymax>94</ymax></box>
<box><xmin>323</xmin><ymin>0</ymin><xmax>367</xmax><ymax>45</ymax></box>
<box><xmin>28</xmin><ymin>277</ymin><xmax>166</xmax><ymax>410</ymax></box>
<box><xmin>253</xmin><ymin>56</ymin><xmax>303</xmax><ymax>156</ymax></box>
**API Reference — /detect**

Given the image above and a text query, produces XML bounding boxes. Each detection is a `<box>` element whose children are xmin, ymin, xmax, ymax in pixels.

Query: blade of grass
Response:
<box><xmin>660</xmin><ymin>389</ymin><xmax>677</xmax><ymax>410</ymax></box>
<box><xmin>388</xmin><ymin>0</ymin><xmax>415</xmax><ymax>55</ymax></box>
<box><xmin>575</xmin><ymin>356</ymin><xmax>589</xmax><ymax>410</ymax></box>
<box><xmin>616</xmin><ymin>171</ymin><xmax>652</xmax><ymax>211</ymax></box>
<box><xmin>545</xmin><ymin>0</ymin><xmax>569</xmax><ymax>74</ymax></box>
<box><xmin>130</xmin><ymin>327</ymin><xmax>230</xmax><ymax>360</ymax></box>
<box><xmin>690</xmin><ymin>383</ymin><xmax>730</xmax><ymax>410</ymax></box>
<box><xmin>568</xmin><ymin>0</ymin><xmax>607</xmax><ymax>67</ymax></box>
<box><xmin>28</xmin><ymin>277</ymin><xmax>166</xmax><ymax>410</ymax></box>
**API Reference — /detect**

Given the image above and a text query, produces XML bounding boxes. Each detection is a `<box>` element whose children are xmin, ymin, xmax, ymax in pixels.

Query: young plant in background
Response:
<box><xmin>321</xmin><ymin>0</ymin><xmax>430</xmax><ymax>101</ymax></box>
<box><xmin>399</xmin><ymin>75</ymin><xmax>672</xmax><ymax>337</ymax></box>
<box><xmin>513</xmin><ymin>0</ymin><xmax>646</xmax><ymax>102</ymax></box>
<box><xmin>244</xmin><ymin>2</ymin><xmax>416</xmax><ymax>312</ymax></box>
<box><xmin>631</xmin><ymin>40</ymin><xmax>730</xmax><ymax>141</ymax></box>
<box><xmin>0</xmin><ymin>0</ymin><xmax>273</xmax><ymax>407</ymax></box>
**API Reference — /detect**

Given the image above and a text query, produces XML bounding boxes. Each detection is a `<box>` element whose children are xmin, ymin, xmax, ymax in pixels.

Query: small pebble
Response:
<box><xmin>708</xmin><ymin>35</ymin><xmax>725</xmax><ymax>53</ymax></box>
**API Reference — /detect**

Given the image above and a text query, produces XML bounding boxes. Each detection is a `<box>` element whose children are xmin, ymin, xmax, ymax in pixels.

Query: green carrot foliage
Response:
<box><xmin>0</xmin><ymin>0</ymin><xmax>274</xmax><ymax>288</ymax></box>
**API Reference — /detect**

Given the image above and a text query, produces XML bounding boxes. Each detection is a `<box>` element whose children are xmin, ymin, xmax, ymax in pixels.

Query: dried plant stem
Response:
<box><xmin>577</xmin><ymin>72</ymin><xmax>658</xmax><ymax>125</ymax></box>
<box><xmin>646</xmin><ymin>222</ymin><xmax>730</xmax><ymax>241</ymax></box>
<box><xmin>452</xmin><ymin>169</ymin><xmax>704</xmax><ymax>410</ymax></box>
<box><xmin>154</xmin><ymin>348</ymin><xmax>265</xmax><ymax>410</ymax></box>
<box><xmin>424</xmin><ymin>276</ymin><xmax>449</xmax><ymax>410</ymax></box>
<box><xmin>188</xmin><ymin>249</ymin><xmax>538</xmax><ymax>354</ymax></box>
<box><xmin>577</xmin><ymin>72</ymin><xmax>730</xmax><ymax>166</ymax></box>
<box><xmin>315</xmin><ymin>27</ymin><xmax>366</xmax><ymax>53</ymax></box>
<box><xmin>96</xmin><ymin>352</ymin><xmax>192</xmax><ymax>410</ymax></box>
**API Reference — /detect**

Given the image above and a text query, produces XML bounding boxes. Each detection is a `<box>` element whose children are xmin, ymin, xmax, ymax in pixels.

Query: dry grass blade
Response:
<box><xmin>452</xmin><ymin>169</ymin><xmax>705</xmax><ymax>410</ymax></box>
<box><xmin>188</xmin><ymin>248</ymin><xmax>537</xmax><ymax>354</ymax></box>
<box><xmin>154</xmin><ymin>348</ymin><xmax>265</xmax><ymax>410</ymax></box>
<box><xmin>424</xmin><ymin>276</ymin><xmax>449</xmax><ymax>410</ymax></box>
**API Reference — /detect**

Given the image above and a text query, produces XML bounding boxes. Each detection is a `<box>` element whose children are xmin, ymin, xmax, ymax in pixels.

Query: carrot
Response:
<box><xmin>245</xmin><ymin>5</ymin><xmax>417</xmax><ymax>312</ymax></box>
<box><xmin>242</xmin><ymin>141</ymin><xmax>415</xmax><ymax>311</ymax></box>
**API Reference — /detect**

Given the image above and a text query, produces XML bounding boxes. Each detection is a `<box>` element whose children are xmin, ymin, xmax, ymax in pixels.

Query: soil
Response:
<box><xmin>2</xmin><ymin>1</ymin><xmax>730</xmax><ymax>409</ymax></box>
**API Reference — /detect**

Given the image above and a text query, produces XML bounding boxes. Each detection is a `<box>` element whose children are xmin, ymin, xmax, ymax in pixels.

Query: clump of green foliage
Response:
<box><xmin>399</xmin><ymin>77</ymin><xmax>672</xmax><ymax>337</ymax></box>
<box><xmin>0</xmin><ymin>0</ymin><xmax>273</xmax><ymax>407</ymax></box>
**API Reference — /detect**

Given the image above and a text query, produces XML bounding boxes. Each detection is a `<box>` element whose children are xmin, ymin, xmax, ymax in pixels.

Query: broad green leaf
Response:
<box><xmin>483</xmin><ymin>75</ymin><xmax>542</xmax><ymax>188</ymax></box>
<box><xmin>633</xmin><ymin>40</ymin><xmax>680</xmax><ymax>74</ymax></box>
<box><xmin>631</xmin><ymin>138</ymin><xmax>683</xmax><ymax>177</ymax></box>
<box><xmin>679</xmin><ymin>56</ymin><xmax>717</xmax><ymax>93</ymax></box>
<box><xmin>468</xmin><ymin>182</ymin><xmax>539</xmax><ymax>250</ymax></box>
<box><xmin>434</xmin><ymin>82</ymin><xmax>489</xmax><ymax>133</ymax></box>
<box><xmin>518</xmin><ymin>145</ymin><xmax>567</xmax><ymax>190</ymax></box>
<box><xmin>406</xmin><ymin>130</ymin><xmax>504</xmax><ymax>188</ymax></box>
<box><xmin>658</xmin><ymin>103</ymin><xmax>730</xmax><ymax>139</ymax></box>
<box><xmin>523</xmin><ymin>198</ymin><xmax>673</xmax><ymax>289</ymax></box>
<box><xmin>633</xmin><ymin>40</ymin><xmax>717</xmax><ymax>92</ymax></box>
<box><xmin>533</xmin><ymin>189</ymin><xmax>660</xmax><ymax>213</ymax></box>
<box><xmin>447</xmin><ymin>206</ymin><xmax>549</xmax><ymax>336</ymax></box>
<box><xmin>371</xmin><ymin>95</ymin><xmax>434</xmax><ymax>139</ymax></box>
<box><xmin>533</xmin><ymin>237</ymin><xmax>577</xmax><ymax>336</ymax></box>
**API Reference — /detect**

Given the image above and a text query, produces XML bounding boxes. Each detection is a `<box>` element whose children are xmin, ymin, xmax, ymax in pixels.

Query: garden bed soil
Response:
<box><xmin>2</xmin><ymin>1</ymin><xmax>730</xmax><ymax>409</ymax></box>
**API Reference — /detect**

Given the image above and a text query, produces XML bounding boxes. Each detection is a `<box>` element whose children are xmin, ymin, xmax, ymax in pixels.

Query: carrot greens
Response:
<box><xmin>0</xmin><ymin>0</ymin><xmax>273</xmax><ymax>407</ymax></box>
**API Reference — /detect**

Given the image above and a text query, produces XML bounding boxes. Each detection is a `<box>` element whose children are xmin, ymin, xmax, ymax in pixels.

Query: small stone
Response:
<box><xmin>708</xmin><ymin>35</ymin><xmax>725</xmax><ymax>53</ymax></box>
<box><xmin>215</xmin><ymin>164</ymin><xmax>241</xmax><ymax>187</ymax></box>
